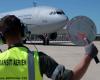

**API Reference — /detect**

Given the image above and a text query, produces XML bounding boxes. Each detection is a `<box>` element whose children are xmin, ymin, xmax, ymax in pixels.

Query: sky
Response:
<box><xmin>0</xmin><ymin>0</ymin><xmax>100</xmax><ymax>34</ymax></box>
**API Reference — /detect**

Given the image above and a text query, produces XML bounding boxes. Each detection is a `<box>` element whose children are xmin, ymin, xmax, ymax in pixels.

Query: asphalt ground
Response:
<box><xmin>0</xmin><ymin>41</ymin><xmax>100</xmax><ymax>80</ymax></box>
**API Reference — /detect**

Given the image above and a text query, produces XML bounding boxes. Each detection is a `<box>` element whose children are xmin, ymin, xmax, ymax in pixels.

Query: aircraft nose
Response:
<box><xmin>57</xmin><ymin>15</ymin><xmax>69</xmax><ymax>25</ymax></box>
<box><xmin>59</xmin><ymin>14</ymin><xmax>68</xmax><ymax>22</ymax></box>
<box><xmin>50</xmin><ymin>15</ymin><xmax>69</xmax><ymax>30</ymax></box>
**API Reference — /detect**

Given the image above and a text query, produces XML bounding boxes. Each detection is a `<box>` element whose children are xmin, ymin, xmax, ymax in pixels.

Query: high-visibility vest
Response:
<box><xmin>0</xmin><ymin>47</ymin><xmax>42</xmax><ymax>80</ymax></box>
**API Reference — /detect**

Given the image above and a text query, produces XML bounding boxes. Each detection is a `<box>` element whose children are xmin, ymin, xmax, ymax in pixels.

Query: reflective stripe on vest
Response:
<box><xmin>34</xmin><ymin>50</ymin><xmax>42</xmax><ymax>80</ymax></box>
<box><xmin>0</xmin><ymin>47</ymin><xmax>42</xmax><ymax>80</ymax></box>
<box><xmin>28</xmin><ymin>50</ymin><xmax>35</xmax><ymax>80</ymax></box>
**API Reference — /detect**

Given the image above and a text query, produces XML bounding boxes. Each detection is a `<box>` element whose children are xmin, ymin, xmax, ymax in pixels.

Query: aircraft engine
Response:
<box><xmin>49</xmin><ymin>32</ymin><xmax>57</xmax><ymax>40</ymax></box>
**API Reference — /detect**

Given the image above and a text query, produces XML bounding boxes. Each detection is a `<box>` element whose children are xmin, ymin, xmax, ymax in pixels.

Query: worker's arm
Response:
<box><xmin>71</xmin><ymin>55</ymin><xmax>92</xmax><ymax>80</ymax></box>
<box><xmin>71</xmin><ymin>43</ymin><xmax>98</xmax><ymax>80</ymax></box>
<box><xmin>38</xmin><ymin>52</ymin><xmax>73</xmax><ymax>80</ymax></box>
<box><xmin>39</xmin><ymin>43</ymin><xmax>98</xmax><ymax>80</ymax></box>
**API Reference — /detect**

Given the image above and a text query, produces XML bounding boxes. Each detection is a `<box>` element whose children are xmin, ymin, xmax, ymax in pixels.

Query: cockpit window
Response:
<box><xmin>49</xmin><ymin>11</ymin><xmax>56</xmax><ymax>15</ymax></box>
<box><xmin>49</xmin><ymin>10</ymin><xmax>65</xmax><ymax>15</ymax></box>
<box><xmin>56</xmin><ymin>11</ymin><xmax>65</xmax><ymax>15</ymax></box>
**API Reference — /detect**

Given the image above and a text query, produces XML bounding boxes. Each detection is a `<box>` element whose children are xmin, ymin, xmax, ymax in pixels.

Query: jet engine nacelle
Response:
<box><xmin>49</xmin><ymin>32</ymin><xmax>57</xmax><ymax>40</ymax></box>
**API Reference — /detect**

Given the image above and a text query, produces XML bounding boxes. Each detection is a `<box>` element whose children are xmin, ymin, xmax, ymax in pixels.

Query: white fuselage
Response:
<box><xmin>0</xmin><ymin>6</ymin><xmax>68</xmax><ymax>35</ymax></box>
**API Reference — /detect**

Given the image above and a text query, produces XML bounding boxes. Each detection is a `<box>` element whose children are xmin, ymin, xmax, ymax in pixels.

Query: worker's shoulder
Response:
<box><xmin>38</xmin><ymin>51</ymin><xmax>47</xmax><ymax>56</ymax></box>
<box><xmin>0</xmin><ymin>49</ymin><xmax>10</xmax><ymax>58</ymax></box>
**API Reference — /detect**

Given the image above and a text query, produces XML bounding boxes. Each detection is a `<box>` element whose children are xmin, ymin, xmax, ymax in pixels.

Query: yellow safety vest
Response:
<box><xmin>0</xmin><ymin>47</ymin><xmax>42</xmax><ymax>80</ymax></box>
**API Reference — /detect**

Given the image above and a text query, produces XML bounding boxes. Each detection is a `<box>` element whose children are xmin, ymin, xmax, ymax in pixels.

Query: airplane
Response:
<box><xmin>0</xmin><ymin>6</ymin><xmax>68</xmax><ymax>45</ymax></box>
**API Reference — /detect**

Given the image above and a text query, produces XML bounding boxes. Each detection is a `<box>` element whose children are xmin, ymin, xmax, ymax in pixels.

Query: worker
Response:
<box><xmin>0</xmin><ymin>15</ymin><xmax>98</xmax><ymax>80</ymax></box>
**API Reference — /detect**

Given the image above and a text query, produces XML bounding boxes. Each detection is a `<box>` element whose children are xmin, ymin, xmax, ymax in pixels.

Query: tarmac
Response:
<box><xmin>0</xmin><ymin>41</ymin><xmax>100</xmax><ymax>80</ymax></box>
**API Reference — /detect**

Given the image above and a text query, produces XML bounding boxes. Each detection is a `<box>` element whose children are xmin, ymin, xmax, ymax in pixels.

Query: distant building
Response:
<box><xmin>96</xmin><ymin>34</ymin><xmax>100</xmax><ymax>41</ymax></box>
